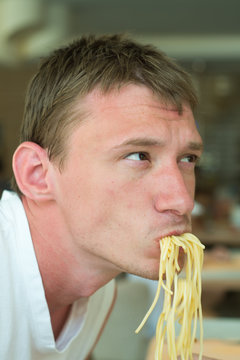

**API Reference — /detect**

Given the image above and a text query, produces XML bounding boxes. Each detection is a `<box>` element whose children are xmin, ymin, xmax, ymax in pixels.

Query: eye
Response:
<box><xmin>180</xmin><ymin>154</ymin><xmax>199</xmax><ymax>164</ymax></box>
<box><xmin>125</xmin><ymin>152</ymin><xmax>150</xmax><ymax>161</ymax></box>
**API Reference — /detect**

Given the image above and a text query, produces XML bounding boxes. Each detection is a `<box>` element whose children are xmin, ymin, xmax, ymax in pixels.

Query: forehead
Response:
<box><xmin>84</xmin><ymin>85</ymin><xmax>189</xmax><ymax>117</ymax></box>
<box><xmin>64</xmin><ymin>84</ymin><xmax>202</xmax><ymax>161</ymax></box>
<box><xmin>76</xmin><ymin>85</ymin><xmax>195</xmax><ymax>128</ymax></box>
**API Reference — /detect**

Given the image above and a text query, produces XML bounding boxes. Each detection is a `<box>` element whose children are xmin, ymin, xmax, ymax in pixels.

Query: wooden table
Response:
<box><xmin>146</xmin><ymin>338</ymin><xmax>240</xmax><ymax>360</ymax></box>
<box><xmin>195</xmin><ymin>229</ymin><xmax>240</xmax><ymax>247</ymax></box>
<box><xmin>202</xmin><ymin>249</ymin><xmax>240</xmax><ymax>291</ymax></box>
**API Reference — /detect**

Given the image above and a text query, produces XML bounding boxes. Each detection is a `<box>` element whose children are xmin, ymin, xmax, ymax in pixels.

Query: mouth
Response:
<box><xmin>154</xmin><ymin>229</ymin><xmax>189</xmax><ymax>247</ymax></box>
<box><xmin>155</xmin><ymin>231</ymin><xmax>188</xmax><ymax>271</ymax></box>
<box><xmin>162</xmin><ymin>229</ymin><xmax>189</xmax><ymax>238</ymax></box>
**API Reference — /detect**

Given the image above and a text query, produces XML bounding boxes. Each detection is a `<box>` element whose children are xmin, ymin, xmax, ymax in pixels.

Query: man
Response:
<box><xmin>0</xmin><ymin>34</ymin><xmax>213</xmax><ymax>359</ymax></box>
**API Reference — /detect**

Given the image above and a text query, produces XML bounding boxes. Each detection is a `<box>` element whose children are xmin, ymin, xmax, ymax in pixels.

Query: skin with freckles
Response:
<box><xmin>22</xmin><ymin>84</ymin><xmax>203</xmax><ymax>304</ymax></box>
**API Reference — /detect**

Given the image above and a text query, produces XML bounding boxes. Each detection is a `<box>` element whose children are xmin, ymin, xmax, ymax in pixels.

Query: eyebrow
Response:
<box><xmin>188</xmin><ymin>141</ymin><xmax>204</xmax><ymax>152</ymax></box>
<box><xmin>114</xmin><ymin>138</ymin><xmax>164</xmax><ymax>148</ymax></box>
<box><xmin>112</xmin><ymin>137</ymin><xmax>203</xmax><ymax>152</ymax></box>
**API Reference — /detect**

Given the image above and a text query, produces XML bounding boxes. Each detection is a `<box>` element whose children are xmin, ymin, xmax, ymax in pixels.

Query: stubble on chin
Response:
<box><xmin>143</xmin><ymin>248</ymin><xmax>186</xmax><ymax>281</ymax></box>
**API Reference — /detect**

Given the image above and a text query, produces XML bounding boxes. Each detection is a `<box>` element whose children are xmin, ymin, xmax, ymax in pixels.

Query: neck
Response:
<box><xmin>22</xmin><ymin>196</ymin><xmax>119</xmax><ymax>313</ymax></box>
<box><xmin>50</xmin><ymin>304</ymin><xmax>72</xmax><ymax>340</ymax></box>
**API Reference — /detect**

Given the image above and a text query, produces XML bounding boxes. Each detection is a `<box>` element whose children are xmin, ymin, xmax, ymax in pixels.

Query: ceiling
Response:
<box><xmin>0</xmin><ymin>0</ymin><xmax>240</xmax><ymax>65</ymax></box>
<box><xmin>65</xmin><ymin>0</ymin><xmax>240</xmax><ymax>35</ymax></box>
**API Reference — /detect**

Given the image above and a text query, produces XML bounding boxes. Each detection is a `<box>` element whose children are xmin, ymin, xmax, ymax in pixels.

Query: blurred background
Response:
<box><xmin>0</xmin><ymin>0</ymin><xmax>240</xmax><ymax>359</ymax></box>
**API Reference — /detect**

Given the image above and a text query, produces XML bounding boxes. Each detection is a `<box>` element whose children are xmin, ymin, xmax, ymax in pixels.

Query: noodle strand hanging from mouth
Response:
<box><xmin>135</xmin><ymin>233</ymin><xmax>205</xmax><ymax>360</ymax></box>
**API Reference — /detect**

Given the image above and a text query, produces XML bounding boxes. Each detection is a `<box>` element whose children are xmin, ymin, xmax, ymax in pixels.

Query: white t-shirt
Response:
<box><xmin>0</xmin><ymin>191</ymin><xmax>115</xmax><ymax>360</ymax></box>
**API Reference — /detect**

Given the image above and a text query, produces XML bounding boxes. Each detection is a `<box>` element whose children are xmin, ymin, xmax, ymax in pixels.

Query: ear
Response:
<box><xmin>12</xmin><ymin>141</ymin><xmax>54</xmax><ymax>201</ymax></box>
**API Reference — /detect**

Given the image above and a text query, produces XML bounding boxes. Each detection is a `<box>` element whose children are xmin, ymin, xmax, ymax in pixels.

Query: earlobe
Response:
<box><xmin>12</xmin><ymin>142</ymin><xmax>54</xmax><ymax>200</ymax></box>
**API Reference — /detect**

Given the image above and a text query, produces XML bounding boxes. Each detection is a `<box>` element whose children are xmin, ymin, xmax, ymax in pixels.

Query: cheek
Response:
<box><xmin>183</xmin><ymin>173</ymin><xmax>196</xmax><ymax>197</ymax></box>
<box><xmin>58</xmin><ymin>166</ymin><xmax>149</xmax><ymax>237</ymax></box>
<box><xmin>106</xmin><ymin>179</ymin><xmax>150</xmax><ymax>212</ymax></box>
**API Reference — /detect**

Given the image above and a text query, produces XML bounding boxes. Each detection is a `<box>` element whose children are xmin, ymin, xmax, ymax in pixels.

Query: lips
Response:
<box><xmin>157</xmin><ymin>229</ymin><xmax>189</xmax><ymax>242</ymax></box>
<box><xmin>164</xmin><ymin>231</ymin><xmax>182</xmax><ymax>238</ymax></box>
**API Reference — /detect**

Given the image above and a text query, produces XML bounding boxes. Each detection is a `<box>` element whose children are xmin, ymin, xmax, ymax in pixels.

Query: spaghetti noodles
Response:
<box><xmin>135</xmin><ymin>233</ymin><xmax>205</xmax><ymax>360</ymax></box>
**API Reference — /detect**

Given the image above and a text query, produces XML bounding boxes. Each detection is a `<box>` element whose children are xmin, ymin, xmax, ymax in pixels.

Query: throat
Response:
<box><xmin>50</xmin><ymin>304</ymin><xmax>72</xmax><ymax>340</ymax></box>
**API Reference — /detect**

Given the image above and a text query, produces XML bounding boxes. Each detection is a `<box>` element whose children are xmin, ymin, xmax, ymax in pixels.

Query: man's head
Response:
<box><xmin>11</xmin><ymin>35</ymin><xmax>203</xmax><ymax>282</ymax></box>
<box><xmin>12</xmin><ymin>34</ymin><xmax>197</xmax><ymax>194</ymax></box>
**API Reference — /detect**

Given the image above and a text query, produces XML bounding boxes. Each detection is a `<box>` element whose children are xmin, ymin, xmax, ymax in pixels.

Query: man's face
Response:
<box><xmin>51</xmin><ymin>85</ymin><xmax>203</xmax><ymax>280</ymax></box>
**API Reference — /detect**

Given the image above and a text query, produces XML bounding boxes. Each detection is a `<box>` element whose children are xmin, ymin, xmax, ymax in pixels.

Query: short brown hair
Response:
<box><xmin>12</xmin><ymin>34</ymin><xmax>198</xmax><ymax>193</ymax></box>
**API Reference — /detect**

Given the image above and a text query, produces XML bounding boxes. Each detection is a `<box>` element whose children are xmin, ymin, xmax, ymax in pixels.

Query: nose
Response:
<box><xmin>153</xmin><ymin>166</ymin><xmax>195</xmax><ymax>216</ymax></box>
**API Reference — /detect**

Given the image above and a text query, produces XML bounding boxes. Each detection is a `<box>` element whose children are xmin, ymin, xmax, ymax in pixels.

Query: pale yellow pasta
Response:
<box><xmin>135</xmin><ymin>233</ymin><xmax>205</xmax><ymax>360</ymax></box>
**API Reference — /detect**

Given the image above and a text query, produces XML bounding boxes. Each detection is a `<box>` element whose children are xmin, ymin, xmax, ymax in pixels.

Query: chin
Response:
<box><xmin>133</xmin><ymin>252</ymin><xmax>185</xmax><ymax>281</ymax></box>
<box><xmin>129</xmin><ymin>263</ymin><xmax>160</xmax><ymax>281</ymax></box>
